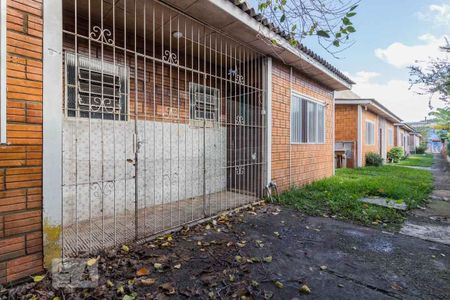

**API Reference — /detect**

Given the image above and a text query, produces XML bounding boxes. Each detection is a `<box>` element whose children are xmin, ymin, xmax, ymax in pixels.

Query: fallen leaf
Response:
<box><xmin>136</xmin><ymin>267</ymin><xmax>150</xmax><ymax>277</ymax></box>
<box><xmin>274</xmin><ymin>281</ymin><xmax>284</xmax><ymax>289</ymax></box>
<box><xmin>86</xmin><ymin>257</ymin><xmax>98</xmax><ymax>266</ymax></box>
<box><xmin>235</xmin><ymin>256</ymin><xmax>242</xmax><ymax>263</ymax></box>
<box><xmin>121</xmin><ymin>245</ymin><xmax>130</xmax><ymax>253</ymax></box>
<box><xmin>106</xmin><ymin>280</ymin><xmax>114</xmax><ymax>288</ymax></box>
<box><xmin>161</xmin><ymin>242</ymin><xmax>171</xmax><ymax>247</ymax></box>
<box><xmin>117</xmin><ymin>285</ymin><xmax>125</xmax><ymax>294</ymax></box>
<box><xmin>299</xmin><ymin>284</ymin><xmax>311</xmax><ymax>294</ymax></box>
<box><xmin>160</xmin><ymin>282</ymin><xmax>176</xmax><ymax>295</ymax></box>
<box><xmin>154</xmin><ymin>263</ymin><xmax>163</xmax><ymax>270</ymax></box>
<box><xmin>263</xmin><ymin>256</ymin><xmax>272</xmax><ymax>263</ymax></box>
<box><xmin>122</xmin><ymin>293</ymin><xmax>138</xmax><ymax>300</ymax></box>
<box><xmin>33</xmin><ymin>275</ymin><xmax>45</xmax><ymax>283</ymax></box>
<box><xmin>173</xmin><ymin>264</ymin><xmax>181</xmax><ymax>269</ymax></box>
<box><xmin>251</xmin><ymin>280</ymin><xmax>259</xmax><ymax>287</ymax></box>
<box><xmin>140</xmin><ymin>278</ymin><xmax>156</xmax><ymax>286</ymax></box>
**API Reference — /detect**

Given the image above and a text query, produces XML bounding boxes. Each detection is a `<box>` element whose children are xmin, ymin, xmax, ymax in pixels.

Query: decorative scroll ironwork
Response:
<box><xmin>91</xmin><ymin>181</ymin><xmax>114</xmax><ymax>199</ymax></box>
<box><xmin>235</xmin><ymin>115</ymin><xmax>245</xmax><ymax>125</ymax></box>
<box><xmin>235</xmin><ymin>166</ymin><xmax>245</xmax><ymax>176</ymax></box>
<box><xmin>90</xmin><ymin>26</ymin><xmax>114</xmax><ymax>45</ymax></box>
<box><xmin>163</xmin><ymin>50</ymin><xmax>178</xmax><ymax>64</ymax></box>
<box><xmin>78</xmin><ymin>96</ymin><xmax>120</xmax><ymax>114</ymax></box>
<box><xmin>228</xmin><ymin>68</ymin><xmax>245</xmax><ymax>84</ymax></box>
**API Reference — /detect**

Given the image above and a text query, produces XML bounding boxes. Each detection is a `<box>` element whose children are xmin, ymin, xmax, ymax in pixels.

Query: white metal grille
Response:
<box><xmin>61</xmin><ymin>0</ymin><xmax>266</xmax><ymax>256</ymax></box>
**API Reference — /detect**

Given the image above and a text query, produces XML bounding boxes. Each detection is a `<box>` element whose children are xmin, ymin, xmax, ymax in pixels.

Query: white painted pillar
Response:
<box><xmin>43</xmin><ymin>0</ymin><xmax>63</xmax><ymax>266</ymax></box>
<box><xmin>357</xmin><ymin>105</ymin><xmax>363</xmax><ymax>167</ymax></box>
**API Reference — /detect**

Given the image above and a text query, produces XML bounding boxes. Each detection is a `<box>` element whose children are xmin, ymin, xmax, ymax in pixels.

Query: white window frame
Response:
<box><xmin>189</xmin><ymin>82</ymin><xmax>220</xmax><ymax>125</ymax></box>
<box><xmin>0</xmin><ymin>0</ymin><xmax>7</xmax><ymax>144</ymax></box>
<box><xmin>365</xmin><ymin>120</ymin><xmax>375</xmax><ymax>145</ymax></box>
<box><xmin>290</xmin><ymin>91</ymin><xmax>326</xmax><ymax>145</ymax></box>
<box><xmin>388</xmin><ymin>128</ymin><xmax>393</xmax><ymax>146</ymax></box>
<box><xmin>64</xmin><ymin>52</ymin><xmax>130</xmax><ymax>120</ymax></box>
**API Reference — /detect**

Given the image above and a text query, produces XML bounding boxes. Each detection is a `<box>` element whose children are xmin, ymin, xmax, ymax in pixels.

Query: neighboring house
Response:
<box><xmin>0</xmin><ymin>0</ymin><xmax>352</xmax><ymax>283</ymax></box>
<box><xmin>394</xmin><ymin>123</ymin><xmax>415</xmax><ymax>155</ymax></box>
<box><xmin>334</xmin><ymin>90</ymin><xmax>401</xmax><ymax>168</ymax></box>
<box><xmin>408</xmin><ymin>131</ymin><xmax>422</xmax><ymax>154</ymax></box>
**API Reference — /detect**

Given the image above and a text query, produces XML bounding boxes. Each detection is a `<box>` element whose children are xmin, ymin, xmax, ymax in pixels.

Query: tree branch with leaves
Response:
<box><xmin>409</xmin><ymin>39</ymin><xmax>450</xmax><ymax>107</ymax></box>
<box><xmin>256</xmin><ymin>0</ymin><xmax>360</xmax><ymax>57</ymax></box>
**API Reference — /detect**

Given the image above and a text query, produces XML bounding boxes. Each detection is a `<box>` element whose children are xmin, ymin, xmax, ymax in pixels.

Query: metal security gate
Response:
<box><xmin>61</xmin><ymin>0</ymin><xmax>266</xmax><ymax>256</ymax></box>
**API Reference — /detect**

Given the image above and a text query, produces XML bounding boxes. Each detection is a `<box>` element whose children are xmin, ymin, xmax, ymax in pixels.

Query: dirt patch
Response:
<box><xmin>2</xmin><ymin>203</ymin><xmax>450</xmax><ymax>299</ymax></box>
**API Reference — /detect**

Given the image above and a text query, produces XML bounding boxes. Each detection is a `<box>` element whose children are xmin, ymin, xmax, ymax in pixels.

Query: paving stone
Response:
<box><xmin>359</xmin><ymin>197</ymin><xmax>407</xmax><ymax>210</ymax></box>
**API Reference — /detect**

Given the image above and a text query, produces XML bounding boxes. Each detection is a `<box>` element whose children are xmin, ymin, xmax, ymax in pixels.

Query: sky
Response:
<box><xmin>250</xmin><ymin>0</ymin><xmax>450</xmax><ymax>121</ymax></box>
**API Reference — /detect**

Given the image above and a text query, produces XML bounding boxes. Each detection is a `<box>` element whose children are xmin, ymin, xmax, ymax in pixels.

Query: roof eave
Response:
<box><xmin>206</xmin><ymin>0</ymin><xmax>353</xmax><ymax>90</ymax></box>
<box><xmin>335</xmin><ymin>98</ymin><xmax>402</xmax><ymax>123</ymax></box>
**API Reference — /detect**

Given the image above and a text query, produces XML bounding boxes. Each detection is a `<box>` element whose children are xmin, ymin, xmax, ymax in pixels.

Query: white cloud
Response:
<box><xmin>347</xmin><ymin>72</ymin><xmax>445</xmax><ymax>121</ymax></box>
<box><xmin>417</xmin><ymin>3</ymin><xmax>450</xmax><ymax>26</ymax></box>
<box><xmin>374</xmin><ymin>34</ymin><xmax>448</xmax><ymax>68</ymax></box>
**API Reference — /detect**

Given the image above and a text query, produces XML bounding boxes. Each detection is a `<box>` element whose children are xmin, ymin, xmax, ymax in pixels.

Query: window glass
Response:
<box><xmin>290</xmin><ymin>95</ymin><xmax>325</xmax><ymax>144</ymax></box>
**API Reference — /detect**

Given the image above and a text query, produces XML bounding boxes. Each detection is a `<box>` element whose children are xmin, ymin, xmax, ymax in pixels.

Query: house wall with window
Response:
<box><xmin>361</xmin><ymin>110</ymin><xmax>379</xmax><ymax>166</ymax></box>
<box><xmin>271</xmin><ymin>60</ymin><xmax>334</xmax><ymax>192</ymax></box>
<box><xmin>0</xmin><ymin>0</ymin><xmax>44</xmax><ymax>285</ymax></box>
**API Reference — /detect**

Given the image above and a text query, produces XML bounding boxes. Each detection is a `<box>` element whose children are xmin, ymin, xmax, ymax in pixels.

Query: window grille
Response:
<box><xmin>189</xmin><ymin>82</ymin><xmax>219</xmax><ymax>122</ymax></box>
<box><xmin>65</xmin><ymin>52</ymin><xmax>129</xmax><ymax>120</ymax></box>
<box><xmin>291</xmin><ymin>95</ymin><xmax>325</xmax><ymax>144</ymax></box>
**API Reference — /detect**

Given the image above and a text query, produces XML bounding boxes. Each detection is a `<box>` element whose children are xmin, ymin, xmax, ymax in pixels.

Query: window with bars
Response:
<box><xmin>65</xmin><ymin>52</ymin><xmax>129</xmax><ymax>120</ymax></box>
<box><xmin>290</xmin><ymin>94</ymin><xmax>325</xmax><ymax>144</ymax></box>
<box><xmin>366</xmin><ymin>121</ymin><xmax>375</xmax><ymax>145</ymax></box>
<box><xmin>189</xmin><ymin>82</ymin><xmax>219</xmax><ymax>122</ymax></box>
<box><xmin>388</xmin><ymin>128</ymin><xmax>393</xmax><ymax>146</ymax></box>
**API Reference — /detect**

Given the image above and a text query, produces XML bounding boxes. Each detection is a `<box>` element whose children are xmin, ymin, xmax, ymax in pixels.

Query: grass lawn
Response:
<box><xmin>396</xmin><ymin>153</ymin><xmax>434</xmax><ymax>167</ymax></box>
<box><xmin>276</xmin><ymin>166</ymin><xmax>433</xmax><ymax>229</ymax></box>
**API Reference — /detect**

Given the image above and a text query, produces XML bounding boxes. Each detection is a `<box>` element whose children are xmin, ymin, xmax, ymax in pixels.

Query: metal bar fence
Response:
<box><xmin>61</xmin><ymin>0</ymin><xmax>266</xmax><ymax>256</ymax></box>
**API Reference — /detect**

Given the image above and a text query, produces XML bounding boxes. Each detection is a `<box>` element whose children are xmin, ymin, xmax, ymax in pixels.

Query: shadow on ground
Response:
<box><xmin>4</xmin><ymin>203</ymin><xmax>450</xmax><ymax>299</ymax></box>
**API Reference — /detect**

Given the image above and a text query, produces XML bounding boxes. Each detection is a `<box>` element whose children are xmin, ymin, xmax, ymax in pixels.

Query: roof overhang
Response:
<box><xmin>161</xmin><ymin>0</ymin><xmax>352</xmax><ymax>91</ymax></box>
<box><xmin>335</xmin><ymin>99</ymin><xmax>402</xmax><ymax>123</ymax></box>
<box><xmin>394</xmin><ymin>122</ymin><xmax>415</xmax><ymax>133</ymax></box>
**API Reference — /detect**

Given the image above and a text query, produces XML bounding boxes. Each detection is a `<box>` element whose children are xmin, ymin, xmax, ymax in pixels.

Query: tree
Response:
<box><xmin>256</xmin><ymin>0</ymin><xmax>360</xmax><ymax>56</ymax></box>
<box><xmin>429</xmin><ymin>107</ymin><xmax>450</xmax><ymax>130</ymax></box>
<box><xmin>409</xmin><ymin>39</ymin><xmax>450</xmax><ymax>107</ymax></box>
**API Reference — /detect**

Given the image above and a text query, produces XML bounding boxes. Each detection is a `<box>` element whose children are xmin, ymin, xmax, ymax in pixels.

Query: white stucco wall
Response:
<box><xmin>62</xmin><ymin>118</ymin><xmax>227</xmax><ymax>224</ymax></box>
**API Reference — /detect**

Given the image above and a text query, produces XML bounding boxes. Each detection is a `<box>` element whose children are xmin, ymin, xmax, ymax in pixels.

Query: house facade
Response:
<box><xmin>335</xmin><ymin>90</ymin><xmax>401</xmax><ymax>168</ymax></box>
<box><xmin>0</xmin><ymin>0</ymin><xmax>352</xmax><ymax>283</ymax></box>
<box><xmin>394</xmin><ymin>123</ymin><xmax>415</xmax><ymax>154</ymax></box>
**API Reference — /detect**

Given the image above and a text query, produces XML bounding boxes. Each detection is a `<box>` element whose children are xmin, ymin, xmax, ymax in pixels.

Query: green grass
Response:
<box><xmin>276</xmin><ymin>166</ymin><xmax>433</xmax><ymax>229</ymax></box>
<box><xmin>396</xmin><ymin>153</ymin><xmax>434</xmax><ymax>167</ymax></box>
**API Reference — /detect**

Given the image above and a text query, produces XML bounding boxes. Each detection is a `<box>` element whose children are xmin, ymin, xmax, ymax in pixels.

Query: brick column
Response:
<box><xmin>0</xmin><ymin>0</ymin><xmax>43</xmax><ymax>284</ymax></box>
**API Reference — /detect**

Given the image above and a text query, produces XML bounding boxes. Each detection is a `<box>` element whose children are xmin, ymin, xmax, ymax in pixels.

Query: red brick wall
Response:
<box><xmin>271</xmin><ymin>60</ymin><xmax>334</xmax><ymax>192</ymax></box>
<box><xmin>335</xmin><ymin>104</ymin><xmax>358</xmax><ymax>168</ymax></box>
<box><xmin>0</xmin><ymin>0</ymin><xmax>43</xmax><ymax>284</ymax></box>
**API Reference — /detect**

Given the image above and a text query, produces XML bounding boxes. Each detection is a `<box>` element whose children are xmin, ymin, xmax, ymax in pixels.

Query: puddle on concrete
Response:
<box><xmin>343</xmin><ymin>229</ymin><xmax>367</xmax><ymax>239</ymax></box>
<box><xmin>359</xmin><ymin>197</ymin><xmax>407</xmax><ymax>210</ymax></box>
<box><xmin>400</xmin><ymin>221</ymin><xmax>450</xmax><ymax>245</ymax></box>
<box><xmin>367</xmin><ymin>239</ymin><xmax>394</xmax><ymax>254</ymax></box>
